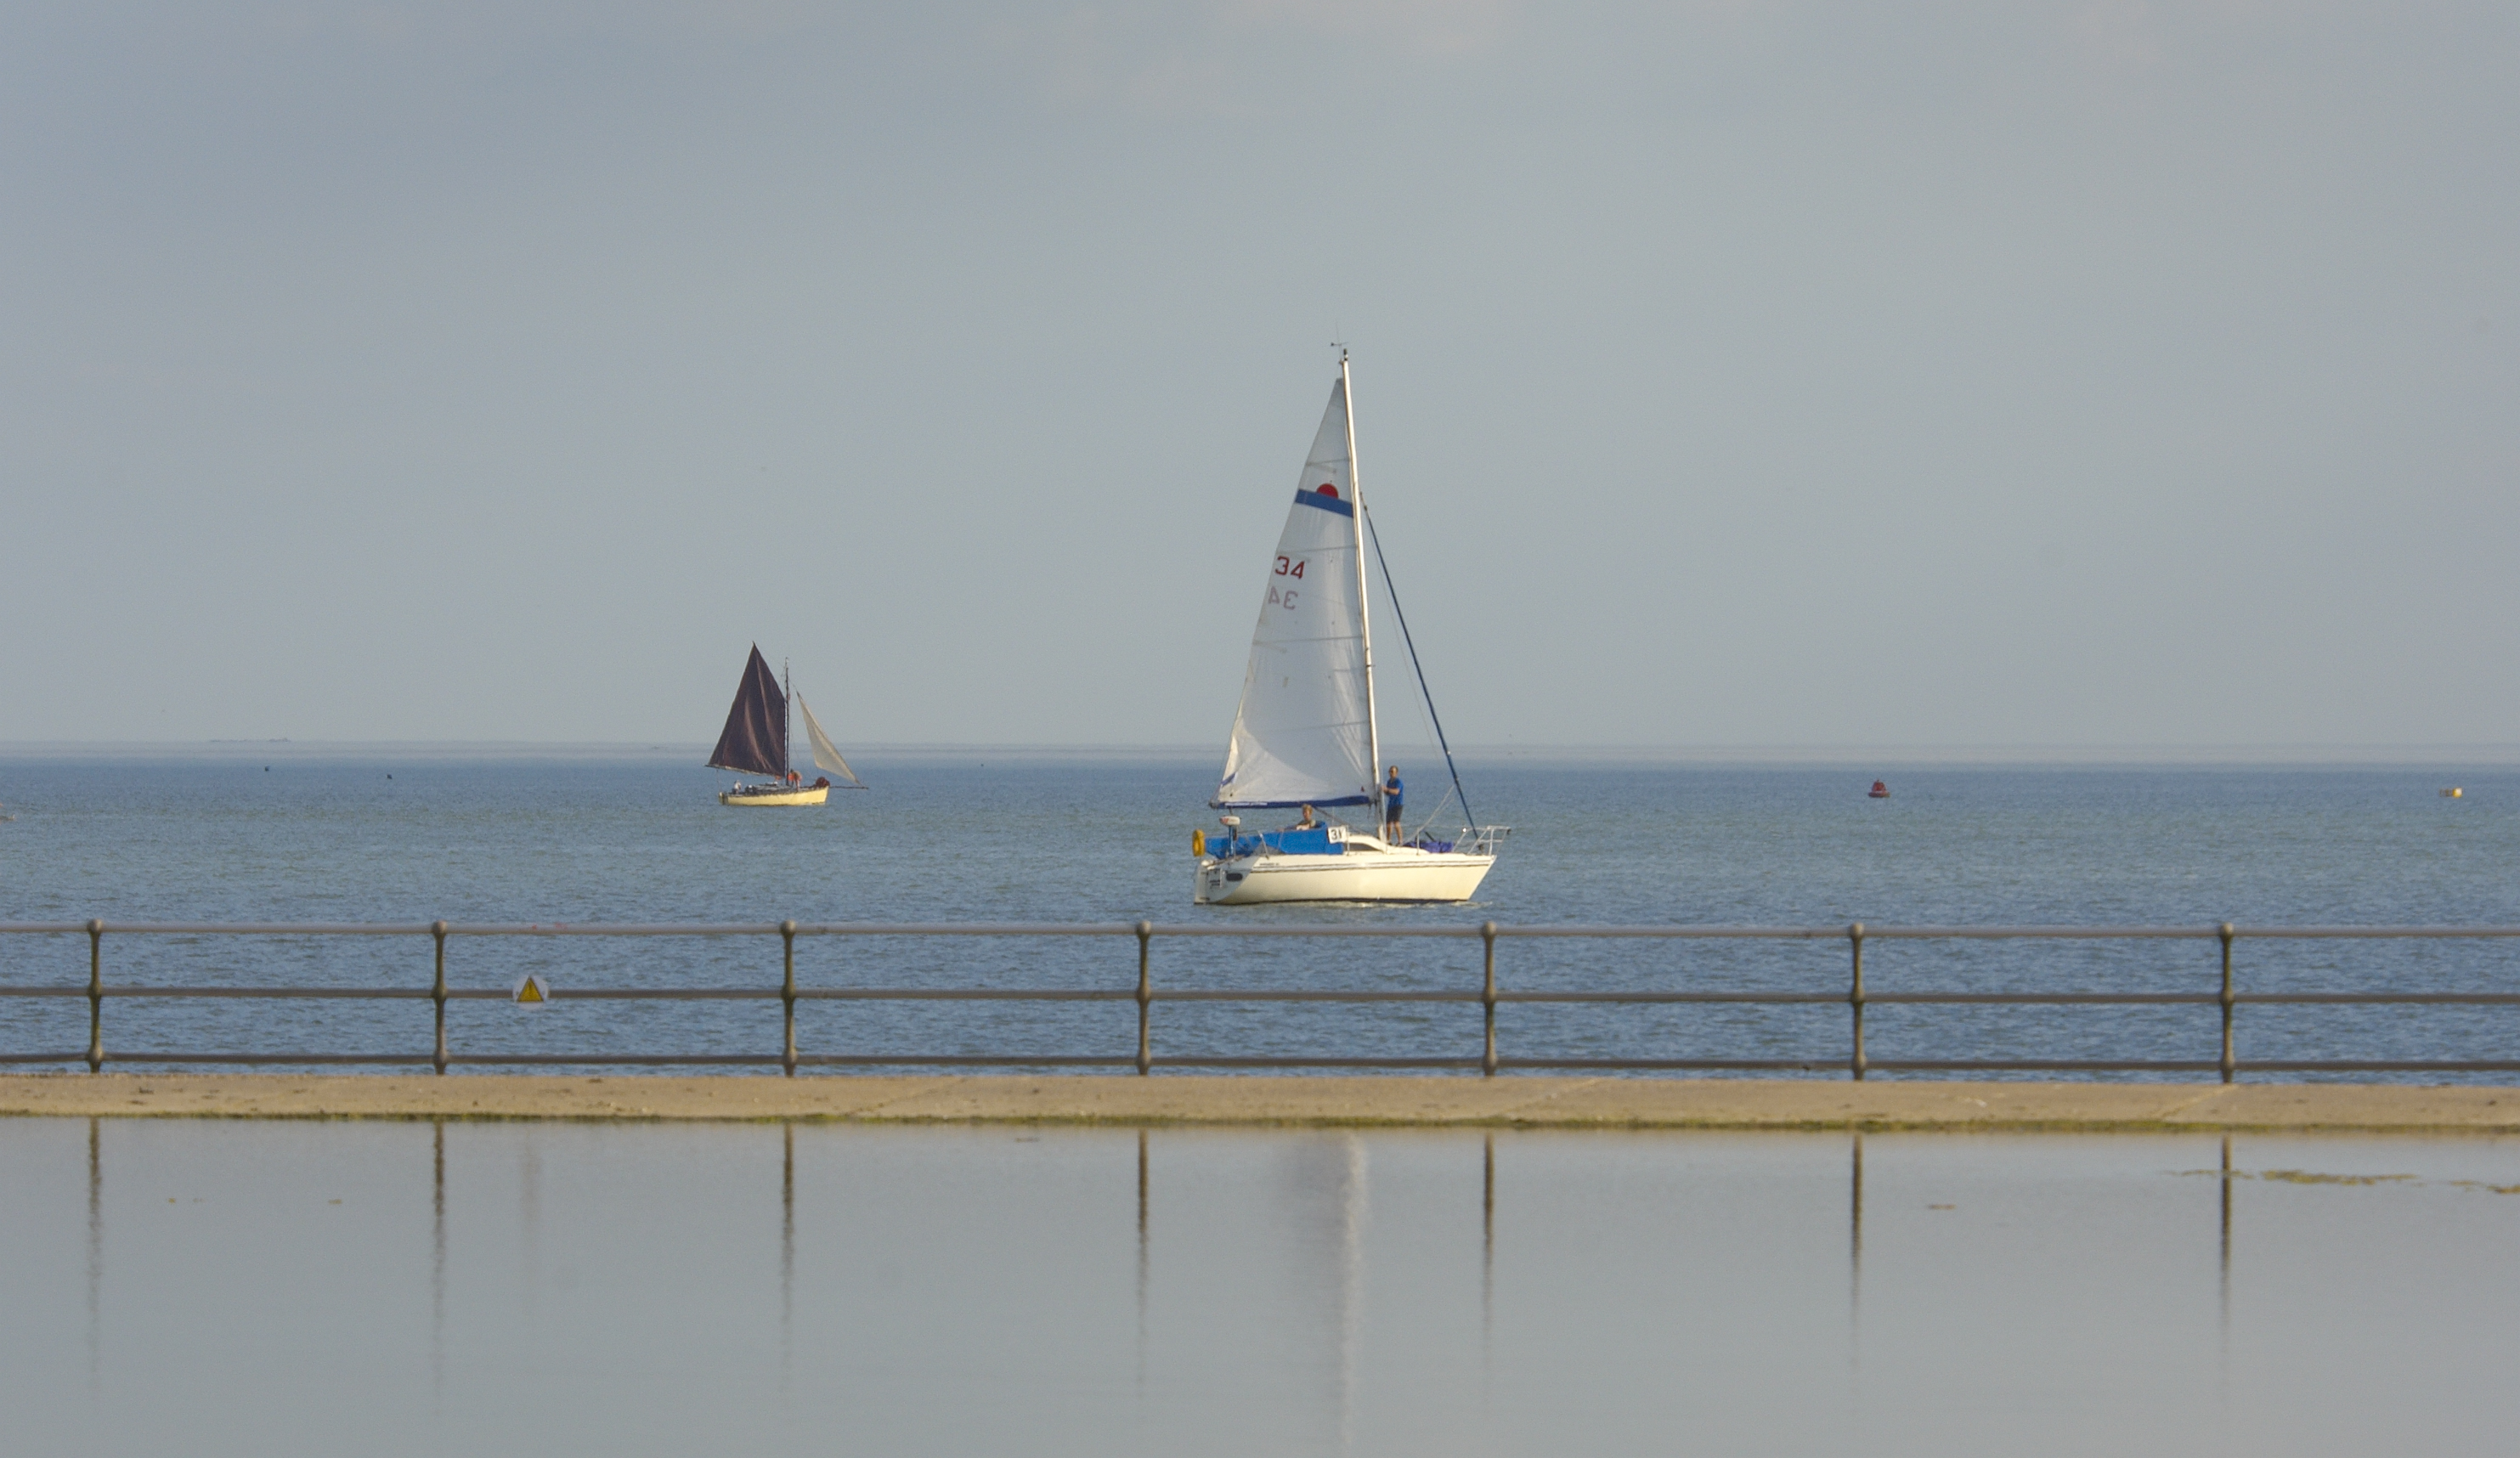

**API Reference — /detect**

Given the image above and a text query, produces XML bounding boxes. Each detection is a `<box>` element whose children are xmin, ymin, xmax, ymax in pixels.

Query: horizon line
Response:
<box><xmin>7</xmin><ymin>738</ymin><xmax>2520</xmax><ymax>766</ymax></box>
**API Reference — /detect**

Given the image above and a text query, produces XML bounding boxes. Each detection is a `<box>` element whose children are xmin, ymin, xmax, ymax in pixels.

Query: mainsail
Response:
<box><xmin>796</xmin><ymin>694</ymin><xmax>862</xmax><ymax>786</ymax></box>
<box><xmin>1213</xmin><ymin>375</ymin><xmax>1375</xmax><ymax>809</ymax></box>
<box><xmin>709</xmin><ymin>645</ymin><xmax>789</xmax><ymax>777</ymax></box>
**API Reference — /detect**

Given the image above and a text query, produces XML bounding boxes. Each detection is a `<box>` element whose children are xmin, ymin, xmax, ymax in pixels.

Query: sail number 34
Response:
<box><xmin>1268</xmin><ymin>557</ymin><xmax>1307</xmax><ymax>610</ymax></box>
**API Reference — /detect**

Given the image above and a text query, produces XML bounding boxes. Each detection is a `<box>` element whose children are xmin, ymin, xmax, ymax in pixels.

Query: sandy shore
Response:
<box><xmin>3</xmin><ymin>1073</ymin><xmax>2518</xmax><ymax>1131</ymax></box>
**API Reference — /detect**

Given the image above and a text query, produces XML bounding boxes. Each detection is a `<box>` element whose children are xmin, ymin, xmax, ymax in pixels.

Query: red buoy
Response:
<box><xmin>1868</xmin><ymin>780</ymin><xmax>1890</xmax><ymax>799</ymax></box>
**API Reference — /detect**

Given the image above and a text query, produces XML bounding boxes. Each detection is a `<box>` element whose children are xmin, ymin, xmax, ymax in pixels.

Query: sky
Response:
<box><xmin>3</xmin><ymin>1</ymin><xmax>2514</xmax><ymax>749</ymax></box>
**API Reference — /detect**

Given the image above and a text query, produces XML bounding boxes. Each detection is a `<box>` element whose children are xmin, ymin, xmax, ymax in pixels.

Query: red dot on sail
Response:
<box><xmin>1316</xmin><ymin>483</ymin><xmax>1338</xmax><ymax>498</ymax></box>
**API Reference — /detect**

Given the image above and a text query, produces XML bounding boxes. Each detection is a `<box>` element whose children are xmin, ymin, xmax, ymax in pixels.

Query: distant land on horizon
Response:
<box><xmin>4</xmin><ymin>741</ymin><xmax>2520</xmax><ymax>767</ymax></box>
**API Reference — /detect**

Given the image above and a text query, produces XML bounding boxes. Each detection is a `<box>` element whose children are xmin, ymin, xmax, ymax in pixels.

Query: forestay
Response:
<box><xmin>1214</xmin><ymin>377</ymin><xmax>1374</xmax><ymax>809</ymax></box>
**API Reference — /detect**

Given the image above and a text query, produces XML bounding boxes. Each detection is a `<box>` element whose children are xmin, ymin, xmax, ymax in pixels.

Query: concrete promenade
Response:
<box><xmin>5</xmin><ymin>1074</ymin><xmax>2520</xmax><ymax>1131</ymax></box>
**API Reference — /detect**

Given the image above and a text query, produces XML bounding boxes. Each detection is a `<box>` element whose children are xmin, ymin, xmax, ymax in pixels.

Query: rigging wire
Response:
<box><xmin>1362</xmin><ymin>504</ymin><xmax>1475</xmax><ymax>831</ymax></box>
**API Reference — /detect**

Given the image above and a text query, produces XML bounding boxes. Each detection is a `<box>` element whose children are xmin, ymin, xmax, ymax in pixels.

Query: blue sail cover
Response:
<box><xmin>1206</xmin><ymin>828</ymin><xmax>1346</xmax><ymax>859</ymax></box>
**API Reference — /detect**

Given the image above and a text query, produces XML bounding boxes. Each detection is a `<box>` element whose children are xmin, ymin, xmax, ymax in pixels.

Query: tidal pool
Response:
<box><xmin>5</xmin><ymin>1120</ymin><xmax>2515</xmax><ymax>1455</ymax></box>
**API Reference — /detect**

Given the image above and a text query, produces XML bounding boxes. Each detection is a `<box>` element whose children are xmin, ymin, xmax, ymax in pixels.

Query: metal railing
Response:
<box><xmin>3</xmin><ymin>919</ymin><xmax>2520</xmax><ymax>1078</ymax></box>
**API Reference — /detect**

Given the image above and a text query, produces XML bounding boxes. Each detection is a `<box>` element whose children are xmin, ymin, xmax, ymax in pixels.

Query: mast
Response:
<box><xmin>783</xmin><ymin>658</ymin><xmax>794</xmax><ymax>777</ymax></box>
<box><xmin>1343</xmin><ymin>349</ymin><xmax>1381</xmax><ymax>822</ymax></box>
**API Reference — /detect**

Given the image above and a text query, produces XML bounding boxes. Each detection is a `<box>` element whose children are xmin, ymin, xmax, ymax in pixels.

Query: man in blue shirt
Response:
<box><xmin>1382</xmin><ymin>766</ymin><xmax>1403</xmax><ymax>844</ymax></box>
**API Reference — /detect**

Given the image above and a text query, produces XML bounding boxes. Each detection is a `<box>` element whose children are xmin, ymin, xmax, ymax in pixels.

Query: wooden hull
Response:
<box><xmin>719</xmin><ymin>786</ymin><xmax>829</xmax><ymax>807</ymax></box>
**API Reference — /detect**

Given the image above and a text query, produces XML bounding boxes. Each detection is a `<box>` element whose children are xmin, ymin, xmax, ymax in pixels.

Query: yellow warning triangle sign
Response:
<box><xmin>514</xmin><ymin>975</ymin><xmax>547</xmax><ymax>1004</ymax></box>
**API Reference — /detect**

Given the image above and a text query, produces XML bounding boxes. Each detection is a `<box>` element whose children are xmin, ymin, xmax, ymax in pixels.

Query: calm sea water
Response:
<box><xmin>8</xmin><ymin>1120</ymin><xmax>2518</xmax><ymax>1456</ymax></box>
<box><xmin>3</xmin><ymin>748</ymin><xmax>2517</xmax><ymax>1076</ymax></box>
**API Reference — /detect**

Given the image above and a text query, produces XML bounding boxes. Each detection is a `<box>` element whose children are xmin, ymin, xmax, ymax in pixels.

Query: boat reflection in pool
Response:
<box><xmin>16</xmin><ymin>1122</ymin><xmax>2519</xmax><ymax>1455</ymax></box>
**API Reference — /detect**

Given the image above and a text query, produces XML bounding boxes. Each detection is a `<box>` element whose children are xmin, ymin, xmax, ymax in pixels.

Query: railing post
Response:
<box><xmin>86</xmin><ymin>918</ymin><xmax>104</xmax><ymax>1074</ymax></box>
<box><xmin>1481</xmin><ymin>921</ymin><xmax>1500</xmax><ymax>1077</ymax></box>
<box><xmin>432</xmin><ymin>921</ymin><xmax>449</xmax><ymax>1075</ymax></box>
<box><xmin>781</xmin><ymin>920</ymin><xmax>799</xmax><ymax>1078</ymax></box>
<box><xmin>1848</xmin><ymin>922</ymin><xmax>1867</xmax><ymax>1082</ymax></box>
<box><xmin>2218</xmin><ymin>923</ymin><xmax>2236</xmax><ymax>1085</ymax></box>
<box><xmin>1135</xmin><ymin>921</ymin><xmax>1153</xmax><ymax>1077</ymax></box>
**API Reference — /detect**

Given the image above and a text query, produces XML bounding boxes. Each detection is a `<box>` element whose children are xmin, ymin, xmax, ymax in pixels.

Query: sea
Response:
<box><xmin>3</xmin><ymin>745</ymin><xmax>2517</xmax><ymax>1079</ymax></box>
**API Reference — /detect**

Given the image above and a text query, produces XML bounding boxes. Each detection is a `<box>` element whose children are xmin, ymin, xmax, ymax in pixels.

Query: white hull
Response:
<box><xmin>1195</xmin><ymin>837</ymin><xmax>1494</xmax><ymax>904</ymax></box>
<box><xmin>719</xmin><ymin>785</ymin><xmax>828</xmax><ymax>806</ymax></box>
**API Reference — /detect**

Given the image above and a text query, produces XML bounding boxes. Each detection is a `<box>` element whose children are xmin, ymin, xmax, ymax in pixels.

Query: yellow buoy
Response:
<box><xmin>1192</xmin><ymin>828</ymin><xmax>1206</xmax><ymax>855</ymax></box>
<box><xmin>2442</xmin><ymin>787</ymin><xmax>2464</xmax><ymax>799</ymax></box>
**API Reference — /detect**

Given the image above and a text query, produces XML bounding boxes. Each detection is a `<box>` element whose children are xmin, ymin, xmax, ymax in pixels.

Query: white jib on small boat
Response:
<box><xmin>1194</xmin><ymin>352</ymin><xmax>1506</xmax><ymax>905</ymax></box>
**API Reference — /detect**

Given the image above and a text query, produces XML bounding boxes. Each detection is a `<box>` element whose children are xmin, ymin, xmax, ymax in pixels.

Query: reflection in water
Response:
<box><xmin>1270</xmin><ymin>1136</ymin><xmax>1374</xmax><ymax>1454</ymax></box>
<box><xmin>23</xmin><ymin>1121</ymin><xmax>2520</xmax><ymax>1455</ymax></box>
<box><xmin>2218</xmin><ymin>1131</ymin><xmax>2235</xmax><ymax>1410</ymax></box>
<box><xmin>1848</xmin><ymin>1131</ymin><xmax>1865</xmax><ymax>1385</ymax></box>
<box><xmin>85</xmin><ymin>1117</ymin><xmax>99</xmax><ymax>1392</ymax></box>
<box><xmin>1135</xmin><ymin>1128</ymin><xmax>1149</xmax><ymax>1399</ymax></box>
<box><xmin>1849</xmin><ymin>1130</ymin><xmax>1865</xmax><ymax>1306</ymax></box>
<box><xmin>2219</xmin><ymin>1132</ymin><xmax>2235</xmax><ymax>1331</ymax></box>
<box><xmin>1480</xmin><ymin>1134</ymin><xmax>1494</xmax><ymax>1342</ymax></box>
<box><xmin>1339</xmin><ymin>1136</ymin><xmax>1368</xmax><ymax>1455</ymax></box>
<box><xmin>780</xmin><ymin>1121</ymin><xmax>794</xmax><ymax>1392</ymax></box>
<box><xmin>781</xmin><ymin>1124</ymin><xmax>795</xmax><ymax>1319</ymax></box>
<box><xmin>432</xmin><ymin>1119</ymin><xmax>445</xmax><ymax>1399</ymax></box>
<box><xmin>1479</xmin><ymin>1133</ymin><xmax>1495</xmax><ymax>1422</ymax></box>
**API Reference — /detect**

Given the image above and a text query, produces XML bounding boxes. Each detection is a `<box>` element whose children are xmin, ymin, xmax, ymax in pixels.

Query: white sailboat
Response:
<box><xmin>1193</xmin><ymin>353</ymin><xmax>1506</xmax><ymax>904</ymax></box>
<box><xmin>710</xmin><ymin>645</ymin><xmax>864</xmax><ymax>806</ymax></box>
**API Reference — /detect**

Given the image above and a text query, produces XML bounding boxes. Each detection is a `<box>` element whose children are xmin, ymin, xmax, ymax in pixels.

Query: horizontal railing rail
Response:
<box><xmin>3</xmin><ymin>920</ymin><xmax>2518</xmax><ymax>1078</ymax></box>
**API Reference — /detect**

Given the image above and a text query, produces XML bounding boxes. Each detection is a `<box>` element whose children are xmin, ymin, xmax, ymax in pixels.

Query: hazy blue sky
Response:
<box><xmin>4</xmin><ymin>2</ymin><xmax>2513</xmax><ymax>749</ymax></box>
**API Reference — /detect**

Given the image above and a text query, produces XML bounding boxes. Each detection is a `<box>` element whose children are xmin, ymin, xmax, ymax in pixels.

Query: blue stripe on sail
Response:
<box><xmin>1210</xmin><ymin>794</ymin><xmax>1374</xmax><ymax>809</ymax></box>
<box><xmin>1294</xmin><ymin>489</ymin><xmax>1353</xmax><ymax>517</ymax></box>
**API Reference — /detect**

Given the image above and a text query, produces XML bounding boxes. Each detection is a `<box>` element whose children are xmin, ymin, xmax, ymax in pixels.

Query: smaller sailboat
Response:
<box><xmin>710</xmin><ymin>645</ymin><xmax>863</xmax><ymax>806</ymax></box>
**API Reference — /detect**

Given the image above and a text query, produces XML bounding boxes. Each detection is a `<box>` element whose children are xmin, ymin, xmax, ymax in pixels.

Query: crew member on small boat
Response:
<box><xmin>1291</xmin><ymin>805</ymin><xmax>1318</xmax><ymax>831</ymax></box>
<box><xmin>1383</xmin><ymin>766</ymin><xmax>1404</xmax><ymax>843</ymax></box>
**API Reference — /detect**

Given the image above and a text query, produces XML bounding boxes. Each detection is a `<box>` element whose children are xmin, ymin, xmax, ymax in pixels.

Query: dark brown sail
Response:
<box><xmin>708</xmin><ymin>645</ymin><xmax>788</xmax><ymax>777</ymax></box>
